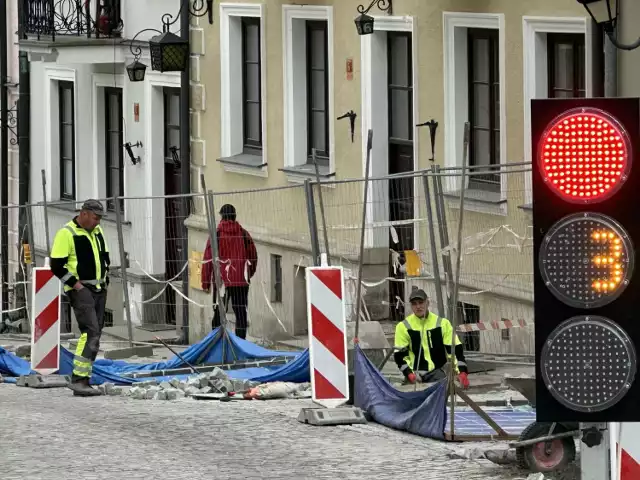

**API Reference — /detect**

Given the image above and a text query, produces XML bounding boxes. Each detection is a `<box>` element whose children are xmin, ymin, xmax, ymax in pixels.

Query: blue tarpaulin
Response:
<box><xmin>353</xmin><ymin>344</ymin><xmax>448</xmax><ymax>440</ymax></box>
<box><xmin>1</xmin><ymin>328</ymin><xmax>310</xmax><ymax>386</ymax></box>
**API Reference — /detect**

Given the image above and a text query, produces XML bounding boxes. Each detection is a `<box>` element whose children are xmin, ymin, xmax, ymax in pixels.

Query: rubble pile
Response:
<box><xmin>104</xmin><ymin>367</ymin><xmax>261</xmax><ymax>400</ymax></box>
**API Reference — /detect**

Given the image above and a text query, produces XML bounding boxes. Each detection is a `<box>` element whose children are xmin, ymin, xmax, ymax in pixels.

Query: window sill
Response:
<box><xmin>44</xmin><ymin>201</ymin><xmax>132</xmax><ymax>226</ymax></box>
<box><xmin>443</xmin><ymin>188</ymin><xmax>507</xmax><ymax>216</ymax></box>
<box><xmin>519</xmin><ymin>203</ymin><xmax>533</xmax><ymax>212</ymax></box>
<box><xmin>279</xmin><ymin>163</ymin><xmax>335</xmax><ymax>184</ymax></box>
<box><xmin>217</xmin><ymin>153</ymin><xmax>268</xmax><ymax>178</ymax></box>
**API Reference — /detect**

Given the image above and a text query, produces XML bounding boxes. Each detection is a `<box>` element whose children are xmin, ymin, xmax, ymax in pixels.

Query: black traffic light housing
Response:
<box><xmin>532</xmin><ymin>97</ymin><xmax>640</xmax><ymax>422</ymax></box>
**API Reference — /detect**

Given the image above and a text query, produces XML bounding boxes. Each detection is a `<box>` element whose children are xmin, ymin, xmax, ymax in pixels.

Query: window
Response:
<box><xmin>547</xmin><ymin>33</ymin><xmax>586</xmax><ymax>98</ymax></box>
<box><xmin>388</xmin><ymin>32</ymin><xmax>413</xmax><ymax>144</ymax></box>
<box><xmin>306</xmin><ymin>20</ymin><xmax>330</xmax><ymax>165</ymax></box>
<box><xmin>501</xmin><ymin>326</ymin><xmax>511</xmax><ymax>341</ymax></box>
<box><xmin>242</xmin><ymin>17</ymin><xmax>262</xmax><ymax>153</ymax></box>
<box><xmin>59</xmin><ymin>81</ymin><xmax>75</xmax><ymax>200</ymax></box>
<box><xmin>164</xmin><ymin>89</ymin><xmax>181</xmax><ymax>163</ymax></box>
<box><xmin>468</xmin><ymin>28</ymin><xmax>500</xmax><ymax>189</ymax></box>
<box><xmin>271</xmin><ymin>254</ymin><xmax>282</xmax><ymax>303</ymax></box>
<box><xmin>105</xmin><ymin>87</ymin><xmax>124</xmax><ymax>211</ymax></box>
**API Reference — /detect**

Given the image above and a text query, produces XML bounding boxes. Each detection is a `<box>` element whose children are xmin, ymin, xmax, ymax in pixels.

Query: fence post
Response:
<box><xmin>304</xmin><ymin>179</ymin><xmax>321</xmax><ymax>266</ymax></box>
<box><xmin>421</xmin><ymin>173</ymin><xmax>445</xmax><ymax>317</ymax></box>
<box><xmin>114</xmin><ymin>197</ymin><xmax>134</xmax><ymax>348</ymax></box>
<box><xmin>312</xmin><ymin>148</ymin><xmax>331</xmax><ymax>265</ymax></box>
<box><xmin>200</xmin><ymin>175</ymin><xmax>228</xmax><ymax>330</ymax></box>
<box><xmin>431</xmin><ymin>165</ymin><xmax>455</xmax><ymax>321</ymax></box>
<box><xmin>40</xmin><ymin>169</ymin><xmax>51</xmax><ymax>258</ymax></box>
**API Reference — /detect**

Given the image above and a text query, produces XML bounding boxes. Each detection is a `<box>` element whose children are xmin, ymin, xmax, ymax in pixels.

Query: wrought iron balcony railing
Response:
<box><xmin>20</xmin><ymin>0</ymin><xmax>123</xmax><ymax>41</ymax></box>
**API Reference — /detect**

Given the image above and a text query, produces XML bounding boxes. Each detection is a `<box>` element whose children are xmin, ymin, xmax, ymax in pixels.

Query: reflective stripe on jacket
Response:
<box><xmin>393</xmin><ymin>311</ymin><xmax>468</xmax><ymax>376</ymax></box>
<box><xmin>50</xmin><ymin>219</ymin><xmax>110</xmax><ymax>292</ymax></box>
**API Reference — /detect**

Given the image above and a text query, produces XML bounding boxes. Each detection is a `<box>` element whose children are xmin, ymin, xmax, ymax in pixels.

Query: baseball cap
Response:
<box><xmin>409</xmin><ymin>287</ymin><xmax>428</xmax><ymax>302</ymax></box>
<box><xmin>81</xmin><ymin>199</ymin><xmax>105</xmax><ymax>217</ymax></box>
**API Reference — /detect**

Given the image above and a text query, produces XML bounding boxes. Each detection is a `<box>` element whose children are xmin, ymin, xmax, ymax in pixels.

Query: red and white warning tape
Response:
<box><xmin>456</xmin><ymin>318</ymin><xmax>532</xmax><ymax>333</ymax></box>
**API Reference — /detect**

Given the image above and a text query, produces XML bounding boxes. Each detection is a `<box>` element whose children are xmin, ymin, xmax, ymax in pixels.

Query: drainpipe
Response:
<box><xmin>604</xmin><ymin>28</ymin><xmax>618</xmax><ymax>97</ymax></box>
<box><xmin>1</xmin><ymin>2</ymin><xmax>9</xmax><ymax>316</ymax></box>
<box><xmin>179</xmin><ymin>0</ymin><xmax>191</xmax><ymax>343</ymax></box>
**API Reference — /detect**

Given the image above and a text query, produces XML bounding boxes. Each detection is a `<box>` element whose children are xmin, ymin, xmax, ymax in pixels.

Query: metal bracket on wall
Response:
<box><xmin>1</xmin><ymin>101</ymin><xmax>18</xmax><ymax>146</ymax></box>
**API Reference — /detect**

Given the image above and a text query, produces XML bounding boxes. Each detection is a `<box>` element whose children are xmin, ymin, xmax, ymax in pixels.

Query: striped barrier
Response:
<box><xmin>30</xmin><ymin>267</ymin><xmax>62</xmax><ymax>374</ymax></box>
<box><xmin>456</xmin><ymin>318</ymin><xmax>532</xmax><ymax>333</ymax></box>
<box><xmin>306</xmin><ymin>266</ymin><xmax>349</xmax><ymax>409</ymax></box>
<box><xmin>611</xmin><ymin>423</ymin><xmax>640</xmax><ymax>480</ymax></box>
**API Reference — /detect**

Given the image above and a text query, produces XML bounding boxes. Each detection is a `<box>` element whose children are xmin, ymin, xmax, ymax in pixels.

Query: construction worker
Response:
<box><xmin>394</xmin><ymin>287</ymin><xmax>470</xmax><ymax>388</ymax></box>
<box><xmin>50</xmin><ymin>200</ymin><xmax>110</xmax><ymax>397</ymax></box>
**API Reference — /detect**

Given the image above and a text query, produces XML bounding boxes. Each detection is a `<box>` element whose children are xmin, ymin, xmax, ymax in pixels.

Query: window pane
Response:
<box><xmin>110</xmin><ymin>133</ymin><xmax>121</xmax><ymax>168</ymax></box>
<box><xmin>553</xmin><ymin>43</ymin><xmax>574</xmax><ymax>91</ymax></box>
<box><xmin>389</xmin><ymin>34</ymin><xmax>410</xmax><ymax>86</ymax></box>
<box><xmin>577</xmin><ymin>43</ymin><xmax>586</xmax><ymax>92</ymax></box>
<box><xmin>311</xmin><ymin>111</ymin><xmax>326</xmax><ymax>153</ymax></box>
<box><xmin>244</xmin><ymin>23</ymin><xmax>260</xmax><ymax>63</ymax></box>
<box><xmin>494</xmin><ymin>130</ymin><xmax>500</xmax><ymax>163</ymax></box>
<box><xmin>390</xmin><ymin>89</ymin><xmax>410</xmax><ymax>140</ymax></box>
<box><xmin>62</xmin><ymin>125</ymin><xmax>73</xmax><ymax>158</ymax></box>
<box><xmin>311</xmin><ymin>69</ymin><xmax>326</xmax><ymax>110</ymax></box>
<box><xmin>472</xmin><ymin>84</ymin><xmax>490</xmax><ymax>129</ymax></box>
<box><xmin>310</xmin><ymin>27</ymin><xmax>326</xmax><ymax>69</ymax></box>
<box><xmin>109</xmin><ymin>93</ymin><xmax>121</xmax><ymax>128</ymax></box>
<box><xmin>472</xmin><ymin>129</ymin><xmax>491</xmax><ymax>167</ymax></box>
<box><xmin>168</xmin><ymin>128</ymin><xmax>179</xmax><ymax>151</ymax></box>
<box><xmin>245</xmin><ymin>103</ymin><xmax>261</xmax><ymax>143</ymax></box>
<box><xmin>472</xmin><ymin>38</ymin><xmax>490</xmax><ymax>83</ymax></box>
<box><xmin>168</xmin><ymin>94</ymin><xmax>180</xmax><ymax>125</ymax></box>
<box><xmin>245</xmin><ymin>63</ymin><xmax>260</xmax><ymax>103</ymax></box>
<box><xmin>62</xmin><ymin>88</ymin><xmax>73</xmax><ymax>123</ymax></box>
<box><xmin>63</xmin><ymin>160</ymin><xmax>73</xmax><ymax>195</ymax></box>
<box><xmin>110</xmin><ymin>167</ymin><xmax>121</xmax><ymax>197</ymax></box>
<box><xmin>493</xmin><ymin>83</ymin><xmax>500</xmax><ymax>128</ymax></box>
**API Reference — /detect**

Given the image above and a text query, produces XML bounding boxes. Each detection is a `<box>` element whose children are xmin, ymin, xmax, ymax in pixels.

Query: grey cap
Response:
<box><xmin>408</xmin><ymin>287</ymin><xmax>428</xmax><ymax>302</ymax></box>
<box><xmin>81</xmin><ymin>199</ymin><xmax>105</xmax><ymax>217</ymax></box>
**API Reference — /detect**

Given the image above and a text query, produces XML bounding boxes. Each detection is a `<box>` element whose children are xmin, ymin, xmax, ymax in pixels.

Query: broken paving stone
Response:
<box><xmin>159</xmin><ymin>381</ymin><xmax>172</xmax><ymax>390</ymax></box>
<box><xmin>207</xmin><ymin>367</ymin><xmax>228</xmax><ymax>380</ymax></box>
<box><xmin>129</xmin><ymin>387</ymin><xmax>147</xmax><ymax>400</ymax></box>
<box><xmin>144</xmin><ymin>386</ymin><xmax>161</xmax><ymax>399</ymax></box>
<box><xmin>195</xmin><ymin>373</ymin><xmax>210</xmax><ymax>388</ymax></box>
<box><xmin>14</xmin><ymin>344</ymin><xmax>31</xmax><ymax>358</ymax></box>
<box><xmin>186</xmin><ymin>376</ymin><xmax>202</xmax><ymax>388</ymax></box>
<box><xmin>184</xmin><ymin>386</ymin><xmax>200</xmax><ymax>397</ymax></box>
<box><xmin>164</xmin><ymin>388</ymin><xmax>185</xmax><ymax>400</ymax></box>
<box><xmin>137</xmin><ymin>379</ymin><xmax>158</xmax><ymax>388</ymax></box>
<box><xmin>153</xmin><ymin>390</ymin><xmax>167</xmax><ymax>400</ymax></box>
<box><xmin>169</xmin><ymin>378</ymin><xmax>182</xmax><ymax>388</ymax></box>
<box><xmin>198</xmin><ymin>386</ymin><xmax>212</xmax><ymax>394</ymax></box>
<box><xmin>211</xmin><ymin>378</ymin><xmax>229</xmax><ymax>393</ymax></box>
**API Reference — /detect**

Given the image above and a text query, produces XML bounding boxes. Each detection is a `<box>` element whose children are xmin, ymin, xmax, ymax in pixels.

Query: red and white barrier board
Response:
<box><xmin>30</xmin><ymin>267</ymin><xmax>61</xmax><ymax>374</ymax></box>
<box><xmin>306</xmin><ymin>266</ymin><xmax>349</xmax><ymax>409</ymax></box>
<box><xmin>611</xmin><ymin>423</ymin><xmax>640</xmax><ymax>480</ymax></box>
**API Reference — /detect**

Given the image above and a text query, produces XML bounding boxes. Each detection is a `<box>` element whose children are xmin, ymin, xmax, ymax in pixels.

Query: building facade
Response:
<box><xmin>184</xmin><ymin>0</ymin><xmax>599</xmax><ymax>353</ymax></box>
<box><xmin>18</xmin><ymin>0</ymin><xmax>192</xmax><ymax>332</ymax></box>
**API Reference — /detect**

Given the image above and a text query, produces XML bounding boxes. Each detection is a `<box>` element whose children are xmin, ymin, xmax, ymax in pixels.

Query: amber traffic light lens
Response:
<box><xmin>539</xmin><ymin>107</ymin><xmax>631</xmax><ymax>203</ymax></box>
<box><xmin>541</xmin><ymin>315</ymin><xmax>637</xmax><ymax>413</ymax></box>
<box><xmin>539</xmin><ymin>212</ymin><xmax>634</xmax><ymax>309</ymax></box>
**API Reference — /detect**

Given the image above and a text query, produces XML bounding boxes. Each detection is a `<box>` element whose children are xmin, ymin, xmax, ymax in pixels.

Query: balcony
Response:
<box><xmin>20</xmin><ymin>0</ymin><xmax>123</xmax><ymax>42</ymax></box>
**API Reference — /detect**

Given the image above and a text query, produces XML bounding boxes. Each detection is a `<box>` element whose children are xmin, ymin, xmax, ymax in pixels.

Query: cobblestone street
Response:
<box><xmin>0</xmin><ymin>385</ymin><xmax>533</xmax><ymax>480</ymax></box>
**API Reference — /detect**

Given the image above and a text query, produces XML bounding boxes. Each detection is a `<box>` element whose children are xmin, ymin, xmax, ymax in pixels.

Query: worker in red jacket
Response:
<box><xmin>201</xmin><ymin>204</ymin><xmax>258</xmax><ymax>339</ymax></box>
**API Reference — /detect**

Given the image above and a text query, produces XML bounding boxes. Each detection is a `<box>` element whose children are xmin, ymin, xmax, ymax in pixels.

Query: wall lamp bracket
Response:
<box><xmin>337</xmin><ymin>110</ymin><xmax>358</xmax><ymax>143</ymax></box>
<box><xmin>124</xmin><ymin>141</ymin><xmax>143</xmax><ymax>165</ymax></box>
<box><xmin>417</xmin><ymin>119</ymin><xmax>438</xmax><ymax>161</ymax></box>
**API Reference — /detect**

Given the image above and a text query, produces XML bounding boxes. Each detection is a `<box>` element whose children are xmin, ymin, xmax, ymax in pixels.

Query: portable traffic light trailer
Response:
<box><xmin>531</xmin><ymin>98</ymin><xmax>640</xmax><ymax>423</ymax></box>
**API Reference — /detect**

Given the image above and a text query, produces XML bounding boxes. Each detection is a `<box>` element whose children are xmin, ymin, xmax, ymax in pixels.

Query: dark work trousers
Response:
<box><xmin>68</xmin><ymin>288</ymin><xmax>107</xmax><ymax>370</ymax></box>
<box><xmin>212</xmin><ymin>285</ymin><xmax>250</xmax><ymax>339</ymax></box>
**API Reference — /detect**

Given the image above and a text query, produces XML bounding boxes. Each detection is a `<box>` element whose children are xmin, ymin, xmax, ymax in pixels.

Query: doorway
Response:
<box><xmin>163</xmin><ymin>88</ymin><xmax>182</xmax><ymax>325</ymax></box>
<box><xmin>387</xmin><ymin>31</ymin><xmax>414</xmax><ymax>322</ymax></box>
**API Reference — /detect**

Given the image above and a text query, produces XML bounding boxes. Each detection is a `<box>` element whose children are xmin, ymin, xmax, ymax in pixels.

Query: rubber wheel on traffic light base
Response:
<box><xmin>516</xmin><ymin>422</ymin><xmax>576</xmax><ymax>472</ymax></box>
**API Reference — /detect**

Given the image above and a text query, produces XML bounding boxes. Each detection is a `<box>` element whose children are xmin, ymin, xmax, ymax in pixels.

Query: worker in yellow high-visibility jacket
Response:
<box><xmin>394</xmin><ymin>288</ymin><xmax>470</xmax><ymax>388</ymax></box>
<box><xmin>50</xmin><ymin>200</ymin><xmax>110</xmax><ymax>397</ymax></box>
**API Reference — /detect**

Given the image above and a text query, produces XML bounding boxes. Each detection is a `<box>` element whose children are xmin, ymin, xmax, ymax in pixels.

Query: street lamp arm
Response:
<box><xmin>606</xmin><ymin>31</ymin><xmax>640</xmax><ymax>51</ymax></box>
<box><xmin>357</xmin><ymin>0</ymin><xmax>393</xmax><ymax>15</ymax></box>
<box><xmin>162</xmin><ymin>0</ymin><xmax>214</xmax><ymax>31</ymax></box>
<box><xmin>126</xmin><ymin>28</ymin><xmax>163</xmax><ymax>59</ymax></box>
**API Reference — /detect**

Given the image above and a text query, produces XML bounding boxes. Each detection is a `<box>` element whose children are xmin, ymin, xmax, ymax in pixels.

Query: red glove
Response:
<box><xmin>407</xmin><ymin>373</ymin><xmax>417</xmax><ymax>384</ymax></box>
<box><xmin>458</xmin><ymin>372</ymin><xmax>470</xmax><ymax>389</ymax></box>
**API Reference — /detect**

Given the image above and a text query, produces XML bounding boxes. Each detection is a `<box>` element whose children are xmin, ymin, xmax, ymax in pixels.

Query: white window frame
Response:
<box><xmin>522</xmin><ymin>16</ymin><xmax>592</xmax><ymax>205</ymax></box>
<box><xmin>360</xmin><ymin>14</ymin><xmax>418</xmax><ymax>249</ymax></box>
<box><xmin>44</xmin><ymin>67</ymin><xmax>77</xmax><ymax>202</ymax></box>
<box><xmin>282</xmin><ymin>5</ymin><xmax>335</xmax><ymax>173</ymax></box>
<box><xmin>443</xmin><ymin>12</ymin><xmax>507</xmax><ymax>215</ymax></box>
<box><xmin>219</xmin><ymin>3</ymin><xmax>268</xmax><ymax>176</ymax></box>
<box><xmin>92</xmin><ymin>73</ymin><xmax>125</xmax><ymax>205</ymax></box>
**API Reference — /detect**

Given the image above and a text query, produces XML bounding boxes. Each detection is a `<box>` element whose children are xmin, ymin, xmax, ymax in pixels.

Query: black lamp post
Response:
<box><xmin>355</xmin><ymin>0</ymin><xmax>393</xmax><ymax>36</ymax></box>
<box><xmin>125</xmin><ymin>0</ymin><xmax>214</xmax><ymax>82</ymax></box>
<box><xmin>578</xmin><ymin>0</ymin><xmax>640</xmax><ymax>50</ymax></box>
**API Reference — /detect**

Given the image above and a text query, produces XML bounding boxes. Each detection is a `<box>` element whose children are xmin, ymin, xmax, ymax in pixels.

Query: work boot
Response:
<box><xmin>68</xmin><ymin>377</ymin><xmax>102</xmax><ymax>397</ymax></box>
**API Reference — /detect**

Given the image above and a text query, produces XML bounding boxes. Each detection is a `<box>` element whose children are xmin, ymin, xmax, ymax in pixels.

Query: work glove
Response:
<box><xmin>457</xmin><ymin>372</ymin><xmax>470</xmax><ymax>389</ymax></box>
<box><xmin>407</xmin><ymin>372</ymin><xmax>417</xmax><ymax>384</ymax></box>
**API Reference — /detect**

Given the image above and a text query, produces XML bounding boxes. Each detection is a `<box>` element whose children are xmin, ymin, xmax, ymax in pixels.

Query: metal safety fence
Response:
<box><xmin>0</xmin><ymin>165</ymin><xmax>534</xmax><ymax>356</ymax></box>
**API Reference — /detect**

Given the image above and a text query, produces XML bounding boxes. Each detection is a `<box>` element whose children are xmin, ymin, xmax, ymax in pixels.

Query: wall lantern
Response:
<box><xmin>149</xmin><ymin>31</ymin><xmax>189</xmax><ymax>73</ymax></box>
<box><xmin>354</xmin><ymin>0</ymin><xmax>393</xmax><ymax>36</ymax></box>
<box><xmin>577</xmin><ymin>0</ymin><xmax>640</xmax><ymax>50</ymax></box>
<box><xmin>126</xmin><ymin>59</ymin><xmax>147</xmax><ymax>82</ymax></box>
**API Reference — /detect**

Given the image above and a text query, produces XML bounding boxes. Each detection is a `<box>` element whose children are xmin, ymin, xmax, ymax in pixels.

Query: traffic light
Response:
<box><xmin>532</xmin><ymin>98</ymin><xmax>640</xmax><ymax>422</ymax></box>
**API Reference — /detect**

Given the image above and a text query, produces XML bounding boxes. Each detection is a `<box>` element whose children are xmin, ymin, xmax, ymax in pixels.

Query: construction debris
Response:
<box><xmin>243</xmin><ymin>382</ymin><xmax>312</xmax><ymax>400</ymax></box>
